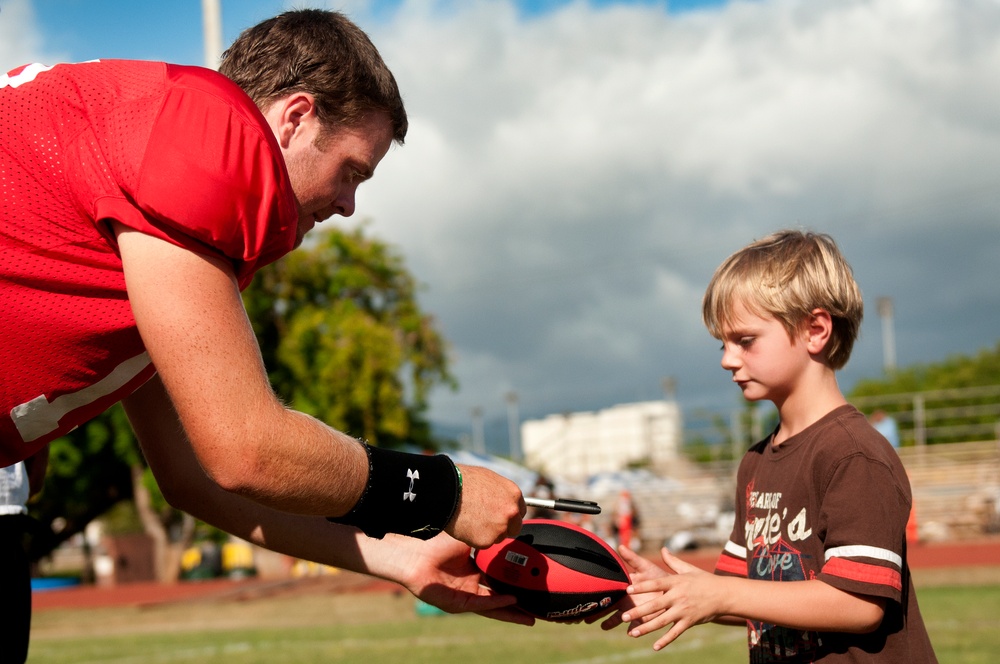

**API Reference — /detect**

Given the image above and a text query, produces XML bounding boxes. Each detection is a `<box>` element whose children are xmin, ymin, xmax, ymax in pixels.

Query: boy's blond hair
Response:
<box><xmin>702</xmin><ymin>230</ymin><xmax>864</xmax><ymax>370</ymax></box>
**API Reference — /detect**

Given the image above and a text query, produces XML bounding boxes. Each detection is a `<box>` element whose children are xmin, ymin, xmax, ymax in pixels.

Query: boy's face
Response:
<box><xmin>717</xmin><ymin>300</ymin><xmax>811</xmax><ymax>403</ymax></box>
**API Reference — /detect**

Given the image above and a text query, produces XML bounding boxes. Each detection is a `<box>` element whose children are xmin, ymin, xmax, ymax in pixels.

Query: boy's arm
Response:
<box><xmin>593</xmin><ymin>545</ymin><xmax>782</xmax><ymax>633</ymax></box>
<box><xmin>622</xmin><ymin>548</ymin><xmax>885</xmax><ymax>651</ymax></box>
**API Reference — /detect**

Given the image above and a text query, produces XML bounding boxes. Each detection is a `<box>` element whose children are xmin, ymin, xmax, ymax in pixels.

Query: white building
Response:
<box><xmin>521</xmin><ymin>400</ymin><xmax>682</xmax><ymax>481</ymax></box>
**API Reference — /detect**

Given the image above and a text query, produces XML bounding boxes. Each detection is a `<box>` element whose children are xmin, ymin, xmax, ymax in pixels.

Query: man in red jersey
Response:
<box><xmin>0</xmin><ymin>9</ymin><xmax>528</xmax><ymax>640</ymax></box>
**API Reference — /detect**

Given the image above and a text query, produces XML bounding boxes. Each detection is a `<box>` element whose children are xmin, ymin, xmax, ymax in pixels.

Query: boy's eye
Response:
<box><xmin>739</xmin><ymin>337</ymin><xmax>755</xmax><ymax>348</ymax></box>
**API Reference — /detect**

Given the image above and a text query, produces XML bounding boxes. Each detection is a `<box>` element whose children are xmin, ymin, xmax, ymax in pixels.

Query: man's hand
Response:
<box><xmin>445</xmin><ymin>465</ymin><xmax>525</xmax><ymax>549</ymax></box>
<box><xmin>392</xmin><ymin>532</ymin><xmax>535</xmax><ymax>626</ymax></box>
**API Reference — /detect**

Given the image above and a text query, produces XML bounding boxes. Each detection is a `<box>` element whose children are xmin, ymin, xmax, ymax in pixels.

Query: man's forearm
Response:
<box><xmin>122</xmin><ymin>371</ymin><xmax>370</xmax><ymax>516</ymax></box>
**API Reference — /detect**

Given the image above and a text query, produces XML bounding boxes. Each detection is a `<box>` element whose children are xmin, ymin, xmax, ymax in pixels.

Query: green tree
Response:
<box><xmin>27</xmin><ymin>406</ymin><xmax>195</xmax><ymax>582</ymax></box>
<box><xmin>243</xmin><ymin>224</ymin><xmax>454</xmax><ymax>448</ymax></box>
<box><xmin>851</xmin><ymin>341</ymin><xmax>1000</xmax><ymax>396</ymax></box>
<box><xmin>850</xmin><ymin>341</ymin><xmax>1000</xmax><ymax>445</ymax></box>
<box><xmin>26</xmin><ymin>406</ymin><xmax>136</xmax><ymax>571</ymax></box>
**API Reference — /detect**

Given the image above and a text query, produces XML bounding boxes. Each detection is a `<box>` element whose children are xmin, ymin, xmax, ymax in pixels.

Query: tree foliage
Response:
<box><xmin>25</xmin><ymin>406</ymin><xmax>135</xmax><ymax>562</ymax></box>
<box><xmin>850</xmin><ymin>341</ymin><xmax>1000</xmax><ymax>396</ymax></box>
<box><xmin>26</xmin><ymin>404</ymin><xmax>189</xmax><ymax>577</ymax></box>
<box><xmin>849</xmin><ymin>341</ymin><xmax>1000</xmax><ymax>445</ymax></box>
<box><xmin>242</xmin><ymin>224</ymin><xmax>454</xmax><ymax>448</ymax></box>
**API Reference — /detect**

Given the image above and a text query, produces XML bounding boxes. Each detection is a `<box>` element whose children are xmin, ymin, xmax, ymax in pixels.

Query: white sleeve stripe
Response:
<box><xmin>724</xmin><ymin>540</ymin><xmax>747</xmax><ymax>559</ymax></box>
<box><xmin>825</xmin><ymin>545</ymin><xmax>902</xmax><ymax>568</ymax></box>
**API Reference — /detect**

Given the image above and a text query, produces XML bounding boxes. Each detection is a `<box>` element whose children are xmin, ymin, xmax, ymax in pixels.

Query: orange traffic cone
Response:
<box><xmin>906</xmin><ymin>502</ymin><xmax>919</xmax><ymax>544</ymax></box>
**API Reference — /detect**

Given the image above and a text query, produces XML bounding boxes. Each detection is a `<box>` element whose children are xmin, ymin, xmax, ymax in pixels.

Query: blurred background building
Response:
<box><xmin>521</xmin><ymin>399</ymin><xmax>682</xmax><ymax>482</ymax></box>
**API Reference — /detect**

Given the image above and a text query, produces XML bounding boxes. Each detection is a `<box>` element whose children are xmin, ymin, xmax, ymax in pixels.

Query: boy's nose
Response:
<box><xmin>720</xmin><ymin>346</ymin><xmax>739</xmax><ymax>371</ymax></box>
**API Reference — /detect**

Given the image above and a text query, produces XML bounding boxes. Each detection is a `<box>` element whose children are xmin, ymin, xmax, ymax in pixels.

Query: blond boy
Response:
<box><xmin>607</xmin><ymin>230</ymin><xmax>936</xmax><ymax>662</ymax></box>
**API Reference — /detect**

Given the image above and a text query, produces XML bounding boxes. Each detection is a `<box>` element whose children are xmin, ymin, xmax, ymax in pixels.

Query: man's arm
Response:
<box><xmin>120</xmin><ymin>375</ymin><xmax>532</xmax><ymax>625</ymax></box>
<box><xmin>122</xmin><ymin>375</ymin><xmax>362</xmax><ymax>559</ymax></box>
<box><xmin>114</xmin><ymin>223</ymin><xmax>523</xmax><ymax>547</ymax></box>
<box><xmin>117</xmin><ymin>222</ymin><xmax>369</xmax><ymax>515</ymax></box>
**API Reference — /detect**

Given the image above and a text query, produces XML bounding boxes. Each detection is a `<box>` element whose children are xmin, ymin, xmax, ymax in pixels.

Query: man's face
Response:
<box><xmin>282</xmin><ymin>111</ymin><xmax>394</xmax><ymax>246</ymax></box>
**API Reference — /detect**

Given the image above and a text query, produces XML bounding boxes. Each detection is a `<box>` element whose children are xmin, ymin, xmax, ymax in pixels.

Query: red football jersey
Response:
<box><xmin>0</xmin><ymin>60</ymin><xmax>298</xmax><ymax>464</ymax></box>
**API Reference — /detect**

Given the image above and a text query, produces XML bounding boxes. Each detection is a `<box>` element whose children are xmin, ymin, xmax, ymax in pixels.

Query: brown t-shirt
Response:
<box><xmin>715</xmin><ymin>405</ymin><xmax>938</xmax><ymax>663</ymax></box>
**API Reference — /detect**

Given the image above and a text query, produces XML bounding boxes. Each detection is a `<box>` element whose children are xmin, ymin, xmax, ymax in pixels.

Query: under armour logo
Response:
<box><xmin>404</xmin><ymin>469</ymin><xmax>419</xmax><ymax>502</ymax></box>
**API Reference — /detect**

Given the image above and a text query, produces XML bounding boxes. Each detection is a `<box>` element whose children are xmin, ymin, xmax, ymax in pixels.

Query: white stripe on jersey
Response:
<box><xmin>825</xmin><ymin>545</ymin><xmax>902</xmax><ymax>568</ymax></box>
<box><xmin>0</xmin><ymin>63</ymin><xmax>55</xmax><ymax>89</ymax></box>
<box><xmin>724</xmin><ymin>540</ymin><xmax>747</xmax><ymax>559</ymax></box>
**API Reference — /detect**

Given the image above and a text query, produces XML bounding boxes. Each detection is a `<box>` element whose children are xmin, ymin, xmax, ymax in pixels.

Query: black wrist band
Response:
<box><xmin>327</xmin><ymin>443</ymin><xmax>462</xmax><ymax>540</ymax></box>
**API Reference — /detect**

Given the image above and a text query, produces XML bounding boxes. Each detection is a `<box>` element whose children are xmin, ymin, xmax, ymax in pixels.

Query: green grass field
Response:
<box><xmin>30</xmin><ymin>574</ymin><xmax>1000</xmax><ymax>663</ymax></box>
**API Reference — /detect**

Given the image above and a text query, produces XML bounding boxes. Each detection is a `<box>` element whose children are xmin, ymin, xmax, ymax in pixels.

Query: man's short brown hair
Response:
<box><xmin>702</xmin><ymin>229</ymin><xmax>864</xmax><ymax>370</ymax></box>
<box><xmin>220</xmin><ymin>9</ymin><xmax>407</xmax><ymax>144</ymax></box>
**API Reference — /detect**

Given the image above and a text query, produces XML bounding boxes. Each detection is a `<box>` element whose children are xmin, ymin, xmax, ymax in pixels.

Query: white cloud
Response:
<box><xmin>7</xmin><ymin>0</ymin><xmax>999</xmax><ymax>436</ymax></box>
<box><xmin>350</xmin><ymin>0</ymin><xmax>1000</xmax><ymax>429</ymax></box>
<box><xmin>0</xmin><ymin>0</ymin><xmax>67</xmax><ymax>72</ymax></box>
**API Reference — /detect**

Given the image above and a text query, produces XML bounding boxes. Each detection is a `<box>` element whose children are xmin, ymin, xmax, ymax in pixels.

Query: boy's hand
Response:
<box><xmin>620</xmin><ymin>548</ymin><xmax>724</xmax><ymax>651</ymax></box>
<box><xmin>589</xmin><ymin>545</ymin><xmax>668</xmax><ymax>630</ymax></box>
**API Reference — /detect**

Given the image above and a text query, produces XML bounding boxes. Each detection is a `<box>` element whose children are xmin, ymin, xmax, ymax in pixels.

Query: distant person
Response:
<box><xmin>526</xmin><ymin>475</ymin><xmax>557</xmax><ymax>520</ymax></box>
<box><xmin>870</xmin><ymin>410</ymin><xmax>901</xmax><ymax>448</ymax></box>
<box><xmin>867</xmin><ymin>412</ymin><xmax>920</xmax><ymax>542</ymax></box>
<box><xmin>0</xmin><ymin>448</ymin><xmax>47</xmax><ymax>663</ymax></box>
<box><xmin>1</xmin><ymin>9</ymin><xmax>526</xmax><ymax>623</ymax></box>
<box><xmin>612</xmin><ymin>489</ymin><xmax>640</xmax><ymax>551</ymax></box>
<box><xmin>601</xmin><ymin>230</ymin><xmax>936</xmax><ymax>661</ymax></box>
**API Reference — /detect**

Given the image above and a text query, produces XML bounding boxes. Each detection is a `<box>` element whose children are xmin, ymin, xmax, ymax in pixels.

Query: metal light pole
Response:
<box><xmin>661</xmin><ymin>376</ymin><xmax>677</xmax><ymax>401</ymax></box>
<box><xmin>471</xmin><ymin>407</ymin><xmax>485</xmax><ymax>455</ymax></box>
<box><xmin>877</xmin><ymin>296</ymin><xmax>896</xmax><ymax>373</ymax></box>
<box><xmin>202</xmin><ymin>0</ymin><xmax>223</xmax><ymax>70</ymax></box>
<box><xmin>505</xmin><ymin>391</ymin><xmax>521</xmax><ymax>461</ymax></box>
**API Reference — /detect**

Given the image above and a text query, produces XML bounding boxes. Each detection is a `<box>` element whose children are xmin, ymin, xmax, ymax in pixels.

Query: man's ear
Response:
<box><xmin>804</xmin><ymin>308</ymin><xmax>833</xmax><ymax>356</ymax></box>
<box><xmin>263</xmin><ymin>92</ymin><xmax>317</xmax><ymax>149</ymax></box>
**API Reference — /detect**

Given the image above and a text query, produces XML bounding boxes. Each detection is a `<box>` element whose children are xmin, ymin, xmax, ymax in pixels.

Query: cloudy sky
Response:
<box><xmin>4</xmin><ymin>0</ymin><xmax>999</xmax><ymax>450</ymax></box>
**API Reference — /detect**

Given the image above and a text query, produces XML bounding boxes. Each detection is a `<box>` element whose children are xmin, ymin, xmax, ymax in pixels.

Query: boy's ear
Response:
<box><xmin>804</xmin><ymin>308</ymin><xmax>833</xmax><ymax>356</ymax></box>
